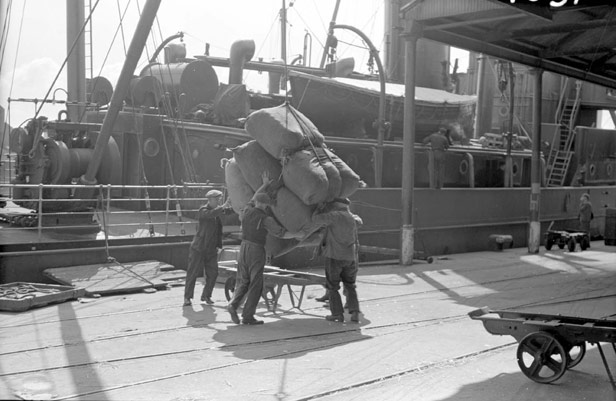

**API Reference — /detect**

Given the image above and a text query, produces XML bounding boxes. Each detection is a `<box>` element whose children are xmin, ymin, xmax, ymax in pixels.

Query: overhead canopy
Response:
<box><xmin>402</xmin><ymin>0</ymin><xmax>616</xmax><ymax>89</ymax></box>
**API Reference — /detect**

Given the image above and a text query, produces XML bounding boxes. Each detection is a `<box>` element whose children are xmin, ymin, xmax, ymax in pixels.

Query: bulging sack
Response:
<box><xmin>270</xmin><ymin>186</ymin><xmax>315</xmax><ymax>233</ymax></box>
<box><xmin>224</xmin><ymin>158</ymin><xmax>253</xmax><ymax>215</ymax></box>
<box><xmin>324</xmin><ymin>147</ymin><xmax>360</xmax><ymax>198</ymax></box>
<box><xmin>282</xmin><ymin>148</ymin><xmax>342</xmax><ymax>205</ymax></box>
<box><xmin>232</xmin><ymin>140</ymin><xmax>282</xmax><ymax>191</ymax></box>
<box><xmin>245</xmin><ymin>103</ymin><xmax>324</xmax><ymax>159</ymax></box>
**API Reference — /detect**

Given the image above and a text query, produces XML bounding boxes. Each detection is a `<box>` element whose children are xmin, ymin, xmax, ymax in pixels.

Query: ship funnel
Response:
<box><xmin>229</xmin><ymin>40</ymin><xmax>256</xmax><ymax>84</ymax></box>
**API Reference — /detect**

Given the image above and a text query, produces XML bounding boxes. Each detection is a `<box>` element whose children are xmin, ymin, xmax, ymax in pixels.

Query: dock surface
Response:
<box><xmin>1</xmin><ymin>243</ymin><xmax>614</xmax><ymax>400</ymax></box>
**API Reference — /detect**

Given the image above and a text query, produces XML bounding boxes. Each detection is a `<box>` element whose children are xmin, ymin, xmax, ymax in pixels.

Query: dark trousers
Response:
<box><xmin>325</xmin><ymin>257</ymin><xmax>359</xmax><ymax>316</ymax></box>
<box><xmin>184</xmin><ymin>248</ymin><xmax>218</xmax><ymax>300</ymax></box>
<box><xmin>229</xmin><ymin>241</ymin><xmax>266</xmax><ymax>320</ymax></box>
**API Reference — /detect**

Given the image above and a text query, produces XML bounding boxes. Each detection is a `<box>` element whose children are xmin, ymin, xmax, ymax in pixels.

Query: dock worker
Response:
<box><xmin>183</xmin><ymin>189</ymin><xmax>233</xmax><ymax>307</ymax></box>
<box><xmin>422</xmin><ymin>127</ymin><xmax>451</xmax><ymax>188</ymax></box>
<box><xmin>312</xmin><ymin>198</ymin><xmax>363</xmax><ymax>323</ymax></box>
<box><xmin>578</xmin><ymin>193</ymin><xmax>593</xmax><ymax>235</ymax></box>
<box><xmin>227</xmin><ymin>173</ymin><xmax>286</xmax><ymax>325</ymax></box>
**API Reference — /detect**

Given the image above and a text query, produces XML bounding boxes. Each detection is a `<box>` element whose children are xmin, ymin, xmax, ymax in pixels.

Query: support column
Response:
<box><xmin>400</xmin><ymin>26</ymin><xmax>420</xmax><ymax>265</ymax></box>
<box><xmin>528</xmin><ymin>68</ymin><xmax>543</xmax><ymax>253</ymax></box>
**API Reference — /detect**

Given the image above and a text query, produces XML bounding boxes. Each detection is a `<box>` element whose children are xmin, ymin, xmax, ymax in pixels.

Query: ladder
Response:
<box><xmin>547</xmin><ymin>79</ymin><xmax>582</xmax><ymax>186</ymax></box>
<box><xmin>84</xmin><ymin>0</ymin><xmax>94</xmax><ymax>82</ymax></box>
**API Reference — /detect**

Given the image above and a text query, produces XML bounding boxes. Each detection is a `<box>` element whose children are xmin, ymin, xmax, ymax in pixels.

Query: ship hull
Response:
<box><xmin>3</xmin><ymin>185</ymin><xmax>613</xmax><ymax>283</ymax></box>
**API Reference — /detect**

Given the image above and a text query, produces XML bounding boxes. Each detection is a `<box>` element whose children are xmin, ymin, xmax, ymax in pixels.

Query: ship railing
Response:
<box><xmin>0</xmin><ymin>183</ymin><xmax>230</xmax><ymax>243</ymax></box>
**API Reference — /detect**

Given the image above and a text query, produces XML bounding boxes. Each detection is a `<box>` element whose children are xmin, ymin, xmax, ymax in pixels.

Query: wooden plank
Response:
<box><xmin>44</xmin><ymin>260</ymin><xmax>174</xmax><ymax>295</ymax></box>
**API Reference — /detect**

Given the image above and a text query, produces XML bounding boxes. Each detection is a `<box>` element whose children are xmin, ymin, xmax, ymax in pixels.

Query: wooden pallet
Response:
<box><xmin>0</xmin><ymin>282</ymin><xmax>85</xmax><ymax>312</ymax></box>
<box><xmin>44</xmin><ymin>260</ymin><xmax>175</xmax><ymax>296</ymax></box>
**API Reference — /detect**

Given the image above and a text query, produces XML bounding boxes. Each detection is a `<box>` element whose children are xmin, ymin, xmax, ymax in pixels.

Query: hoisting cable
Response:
<box><xmin>158</xmin><ymin>97</ymin><xmax>186</xmax><ymax>236</ymax></box>
<box><xmin>96</xmin><ymin>185</ymin><xmax>157</xmax><ymax>287</ymax></box>
<box><xmin>133</xmin><ymin>1</ymin><xmax>186</xmax><ymax>235</ymax></box>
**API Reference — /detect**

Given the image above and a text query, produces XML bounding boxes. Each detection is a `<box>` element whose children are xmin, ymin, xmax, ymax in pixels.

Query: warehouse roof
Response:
<box><xmin>402</xmin><ymin>0</ymin><xmax>616</xmax><ymax>89</ymax></box>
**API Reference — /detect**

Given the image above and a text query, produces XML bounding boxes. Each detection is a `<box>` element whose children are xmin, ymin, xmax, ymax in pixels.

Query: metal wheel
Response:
<box><xmin>545</xmin><ymin>238</ymin><xmax>554</xmax><ymax>250</ymax></box>
<box><xmin>580</xmin><ymin>236</ymin><xmax>589</xmax><ymax>251</ymax></box>
<box><xmin>516</xmin><ymin>332</ymin><xmax>567</xmax><ymax>384</ymax></box>
<box><xmin>224</xmin><ymin>277</ymin><xmax>236</xmax><ymax>301</ymax></box>
<box><xmin>566</xmin><ymin>342</ymin><xmax>586</xmax><ymax>368</ymax></box>
<box><xmin>567</xmin><ymin>238</ymin><xmax>576</xmax><ymax>252</ymax></box>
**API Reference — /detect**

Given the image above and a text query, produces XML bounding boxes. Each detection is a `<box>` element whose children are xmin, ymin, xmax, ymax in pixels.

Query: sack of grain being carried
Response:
<box><xmin>231</xmin><ymin>140</ymin><xmax>316</xmax><ymax>235</ymax></box>
<box><xmin>246</xmin><ymin>103</ymin><xmax>360</xmax><ymax>205</ymax></box>
<box><xmin>245</xmin><ymin>103</ymin><xmax>324</xmax><ymax>159</ymax></box>
<box><xmin>223</xmin><ymin>158</ymin><xmax>253</xmax><ymax>215</ymax></box>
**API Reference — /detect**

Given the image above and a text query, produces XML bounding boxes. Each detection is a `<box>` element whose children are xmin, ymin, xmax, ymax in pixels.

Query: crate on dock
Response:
<box><xmin>0</xmin><ymin>282</ymin><xmax>85</xmax><ymax>312</ymax></box>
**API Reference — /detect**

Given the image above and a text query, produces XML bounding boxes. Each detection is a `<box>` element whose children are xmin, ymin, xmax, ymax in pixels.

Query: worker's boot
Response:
<box><xmin>227</xmin><ymin>305</ymin><xmax>240</xmax><ymax>324</ymax></box>
<box><xmin>325</xmin><ymin>314</ymin><xmax>344</xmax><ymax>323</ymax></box>
<box><xmin>350</xmin><ymin>311</ymin><xmax>360</xmax><ymax>323</ymax></box>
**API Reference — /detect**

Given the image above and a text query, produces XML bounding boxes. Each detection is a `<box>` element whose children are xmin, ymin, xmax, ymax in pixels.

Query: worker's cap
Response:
<box><xmin>205</xmin><ymin>189</ymin><xmax>223</xmax><ymax>198</ymax></box>
<box><xmin>581</xmin><ymin>193</ymin><xmax>590</xmax><ymax>200</ymax></box>
<box><xmin>254</xmin><ymin>193</ymin><xmax>273</xmax><ymax>205</ymax></box>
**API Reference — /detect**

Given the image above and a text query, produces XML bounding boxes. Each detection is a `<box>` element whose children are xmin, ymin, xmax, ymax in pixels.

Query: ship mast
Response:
<box><xmin>66</xmin><ymin>0</ymin><xmax>87</xmax><ymax>122</ymax></box>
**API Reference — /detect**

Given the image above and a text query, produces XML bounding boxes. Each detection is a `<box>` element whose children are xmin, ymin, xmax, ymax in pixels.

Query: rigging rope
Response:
<box><xmin>77</xmin><ymin>0</ymin><xmax>132</xmax><ymax>123</ymax></box>
<box><xmin>31</xmin><ymin>0</ymin><xmax>101</xmax><ymax>121</ymax></box>
<box><xmin>116</xmin><ymin>0</ymin><xmax>128</xmax><ymax>55</ymax></box>
<box><xmin>0</xmin><ymin>0</ymin><xmax>14</xmax><ymax>74</ymax></box>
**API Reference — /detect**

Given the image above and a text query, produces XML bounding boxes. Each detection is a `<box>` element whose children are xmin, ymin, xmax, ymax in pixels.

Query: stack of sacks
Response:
<box><xmin>224</xmin><ymin>103</ymin><xmax>361</xmax><ymax>255</ymax></box>
<box><xmin>245</xmin><ymin>103</ymin><xmax>360</xmax><ymax>205</ymax></box>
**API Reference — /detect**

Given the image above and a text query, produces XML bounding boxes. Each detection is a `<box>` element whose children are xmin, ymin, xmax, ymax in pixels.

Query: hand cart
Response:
<box><xmin>469</xmin><ymin>308</ymin><xmax>616</xmax><ymax>386</ymax></box>
<box><xmin>218</xmin><ymin>261</ymin><xmax>327</xmax><ymax>313</ymax></box>
<box><xmin>544</xmin><ymin>229</ymin><xmax>590</xmax><ymax>252</ymax></box>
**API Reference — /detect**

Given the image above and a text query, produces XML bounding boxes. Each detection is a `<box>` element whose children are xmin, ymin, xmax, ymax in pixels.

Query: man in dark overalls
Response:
<box><xmin>312</xmin><ymin>199</ymin><xmax>363</xmax><ymax>323</ymax></box>
<box><xmin>227</xmin><ymin>180</ymin><xmax>285</xmax><ymax>325</ymax></box>
<box><xmin>183</xmin><ymin>189</ymin><xmax>232</xmax><ymax>306</ymax></box>
<box><xmin>422</xmin><ymin>127</ymin><xmax>451</xmax><ymax>188</ymax></box>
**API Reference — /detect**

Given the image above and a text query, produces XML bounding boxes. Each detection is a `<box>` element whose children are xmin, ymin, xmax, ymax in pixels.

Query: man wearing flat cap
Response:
<box><xmin>184</xmin><ymin>189</ymin><xmax>233</xmax><ymax>306</ymax></box>
<box><xmin>312</xmin><ymin>199</ymin><xmax>363</xmax><ymax>323</ymax></box>
<box><xmin>227</xmin><ymin>172</ymin><xmax>286</xmax><ymax>325</ymax></box>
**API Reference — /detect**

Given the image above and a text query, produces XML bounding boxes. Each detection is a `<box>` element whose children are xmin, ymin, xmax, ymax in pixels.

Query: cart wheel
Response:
<box><xmin>545</xmin><ymin>238</ymin><xmax>554</xmax><ymax>251</ymax></box>
<box><xmin>567</xmin><ymin>238</ymin><xmax>576</xmax><ymax>252</ymax></box>
<box><xmin>516</xmin><ymin>332</ymin><xmax>567</xmax><ymax>384</ymax></box>
<box><xmin>580</xmin><ymin>236</ymin><xmax>589</xmax><ymax>251</ymax></box>
<box><xmin>224</xmin><ymin>277</ymin><xmax>236</xmax><ymax>301</ymax></box>
<box><xmin>557</xmin><ymin>243</ymin><xmax>565</xmax><ymax>250</ymax></box>
<box><xmin>566</xmin><ymin>342</ymin><xmax>586</xmax><ymax>368</ymax></box>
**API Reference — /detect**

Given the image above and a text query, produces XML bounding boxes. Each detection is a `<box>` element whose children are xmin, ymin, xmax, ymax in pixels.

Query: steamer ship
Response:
<box><xmin>1</xmin><ymin>0</ymin><xmax>616</xmax><ymax>283</ymax></box>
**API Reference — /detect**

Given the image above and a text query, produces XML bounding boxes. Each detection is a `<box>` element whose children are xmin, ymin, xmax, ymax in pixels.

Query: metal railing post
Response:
<box><xmin>165</xmin><ymin>185</ymin><xmax>171</xmax><ymax>237</ymax></box>
<box><xmin>37</xmin><ymin>183</ymin><xmax>43</xmax><ymax>241</ymax></box>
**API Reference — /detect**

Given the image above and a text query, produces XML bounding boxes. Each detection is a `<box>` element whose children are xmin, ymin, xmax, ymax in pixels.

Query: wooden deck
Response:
<box><xmin>1</xmin><ymin>243</ymin><xmax>614</xmax><ymax>400</ymax></box>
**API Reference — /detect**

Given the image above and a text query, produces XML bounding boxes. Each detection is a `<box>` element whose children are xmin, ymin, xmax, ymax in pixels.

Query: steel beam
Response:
<box><xmin>401</xmin><ymin>26</ymin><xmax>420</xmax><ymax>266</ymax></box>
<box><xmin>528</xmin><ymin>68</ymin><xmax>543</xmax><ymax>254</ymax></box>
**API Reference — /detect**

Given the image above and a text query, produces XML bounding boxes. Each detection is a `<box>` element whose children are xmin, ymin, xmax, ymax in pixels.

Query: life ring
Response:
<box><xmin>498</xmin><ymin>106</ymin><xmax>509</xmax><ymax>117</ymax></box>
<box><xmin>143</xmin><ymin>137</ymin><xmax>160</xmax><ymax>157</ymax></box>
<box><xmin>459</xmin><ymin>159</ymin><xmax>469</xmax><ymax>175</ymax></box>
<box><xmin>589</xmin><ymin>163</ymin><xmax>596</xmax><ymax>178</ymax></box>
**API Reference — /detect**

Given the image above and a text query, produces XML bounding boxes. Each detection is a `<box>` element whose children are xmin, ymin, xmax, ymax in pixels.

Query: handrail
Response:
<box><xmin>0</xmin><ymin>182</ymin><xmax>235</xmax><ymax>244</ymax></box>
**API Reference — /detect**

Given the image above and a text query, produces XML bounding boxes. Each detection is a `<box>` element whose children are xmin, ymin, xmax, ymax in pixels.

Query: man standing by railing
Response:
<box><xmin>183</xmin><ymin>189</ymin><xmax>232</xmax><ymax>307</ymax></box>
